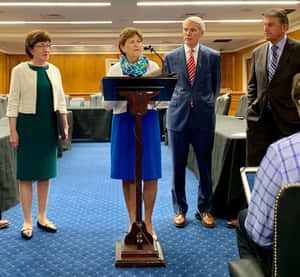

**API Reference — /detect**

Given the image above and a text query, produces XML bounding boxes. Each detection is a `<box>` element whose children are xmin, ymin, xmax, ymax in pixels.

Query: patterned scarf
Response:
<box><xmin>120</xmin><ymin>55</ymin><xmax>148</xmax><ymax>77</ymax></box>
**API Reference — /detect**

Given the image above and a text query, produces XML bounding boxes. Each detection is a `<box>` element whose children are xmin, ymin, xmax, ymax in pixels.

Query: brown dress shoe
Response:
<box><xmin>173</xmin><ymin>214</ymin><xmax>186</xmax><ymax>228</ymax></box>
<box><xmin>195</xmin><ymin>212</ymin><xmax>215</xmax><ymax>228</ymax></box>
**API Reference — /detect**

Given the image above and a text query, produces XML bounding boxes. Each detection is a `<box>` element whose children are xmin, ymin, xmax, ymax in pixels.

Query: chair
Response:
<box><xmin>90</xmin><ymin>93</ymin><xmax>103</xmax><ymax>107</ymax></box>
<box><xmin>0</xmin><ymin>96</ymin><xmax>8</xmax><ymax>119</ymax></box>
<box><xmin>69</xmin><ymin>97</ymin><xmax>85</xmax><ymax>108</ymax></box>
<box><xmin>64</xmin><ymin>94</ymin><xmax>70</xmax><ymax>108</ymax></box>
<box><xmin>235</xmin><ymin>94</ymin><xmax>248</xmax><ymax>118</ymax></box>
<box><xmin>228</xmin><ymin>183</ymin><xmax>300</xmax><ymax>277</ymax></box>
<box><xmin>215</xmin><ymin>93</ymin><xmax>231</xmax><ymax>115</ymax></box>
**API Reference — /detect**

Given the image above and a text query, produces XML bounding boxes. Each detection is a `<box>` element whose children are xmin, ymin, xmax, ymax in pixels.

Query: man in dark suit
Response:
<box><xmin>164</xmin><ymin>16</ymin><xmax>221</xmax><ymax>228</ymax></box>
<box><xmin>247</xmin><ymin>8</ymin><xmax>300</xmax><ymax>166</ymax></box>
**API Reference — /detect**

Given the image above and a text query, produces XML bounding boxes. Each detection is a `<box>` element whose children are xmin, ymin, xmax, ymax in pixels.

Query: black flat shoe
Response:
<box><xmin>195</xmin><ymin>211</ymin><xmax>201</xmax><ymax>220</ymax></box>
<box><xmin>37</xmin><ymin>221</ymin><xmax>57</xmax><ymax>233</ymax></box>
<box><xmin>21</xmin><ymin>227</ymin><xmax>33</xmax><ymax>240</ymax></box>
<box><xmin>0</xmin><ymin>219</ymin><xmax>10</xmax><ymax>229</ymax></box>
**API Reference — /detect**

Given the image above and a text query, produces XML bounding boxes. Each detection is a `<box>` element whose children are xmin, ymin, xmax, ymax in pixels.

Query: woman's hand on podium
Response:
<box><xmin>144</xmin><ymin>68</ymin><xmax>162</xmax><ymax>77</ymax></box>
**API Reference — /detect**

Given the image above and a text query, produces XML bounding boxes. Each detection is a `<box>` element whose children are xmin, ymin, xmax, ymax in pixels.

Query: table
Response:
<box><xmin>187</xmin><ymin>115</ymin><xmax>247</xmax><ymax>218</ymax></box>
<box><xmin>68</xmin><ymin>107</ymin><xmax>112</xmax><ymax>141</ymax></box>
<box><xmin>0</xmin><ymin>118</ymin><xmax>19</xmax><ymax>212</ymax></box>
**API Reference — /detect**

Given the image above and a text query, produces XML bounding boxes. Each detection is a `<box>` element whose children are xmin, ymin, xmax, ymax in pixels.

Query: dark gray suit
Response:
<box><xmin>247</xmin><ymin>37</ymin><xmax>300</xmax><ymax>166</ymax></box>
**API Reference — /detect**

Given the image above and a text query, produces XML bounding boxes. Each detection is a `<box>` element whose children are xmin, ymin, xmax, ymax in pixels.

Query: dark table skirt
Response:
<box><xmin>0</xmin><ymin>118</ymin><xmax>19</xmax><ymax>211</ymax></box>
<box><xmin>187</xmin><ymin>115</ymin><xmax>247</xmax><ymax>218</ymax></box>
<box><xmin>69</xmin><ymin>108</ymin><xmax>113</xmax><ymax>141</ymax></box>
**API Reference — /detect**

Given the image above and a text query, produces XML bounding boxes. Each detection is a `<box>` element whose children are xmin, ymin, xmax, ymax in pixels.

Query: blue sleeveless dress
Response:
<box><xmin>110</xmin><ymin>109</ymin><xmax>162</xmax><ymax>180</ymax></box>
<box><xmin>110</xmin><ymin>64</ymin><xmax>161</xmax><ymax>181</ymax></box>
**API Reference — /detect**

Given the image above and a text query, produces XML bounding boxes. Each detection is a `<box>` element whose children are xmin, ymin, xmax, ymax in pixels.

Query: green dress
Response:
<box><xmin>16</xmin><ymin>63</ymin><xmax>58</xmax><ymax>180</ymax></box>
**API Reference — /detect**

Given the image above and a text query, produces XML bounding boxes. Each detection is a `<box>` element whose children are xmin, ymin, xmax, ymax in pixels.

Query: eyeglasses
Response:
<box><xmin>35</xmin><ymin>44</ymin><xmax>52</xmax><ymax>49</ymax></box>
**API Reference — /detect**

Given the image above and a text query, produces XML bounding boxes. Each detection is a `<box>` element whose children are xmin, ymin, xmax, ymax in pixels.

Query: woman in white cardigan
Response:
<box><xmin>104</xmin><ymin>27</ymin><xmax>162</xmax><ymax>240</ymax></box>
<box><xmin>7</xmin><ymin>30</ymin><xmax>68</xmax><ymax>240</ymax></box>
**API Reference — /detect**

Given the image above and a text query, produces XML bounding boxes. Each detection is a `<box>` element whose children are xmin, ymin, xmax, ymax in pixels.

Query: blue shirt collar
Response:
<box><xmin>269</xmin><ymin>34</ymin><xmax>287</xmax><ymax>52</ymax></box>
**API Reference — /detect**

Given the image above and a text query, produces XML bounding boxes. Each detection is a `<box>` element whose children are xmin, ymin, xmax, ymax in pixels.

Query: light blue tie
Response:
<box><xmin>268</xmin><ymin>45</ymin><xmax>278</xmax><ymax>81</ymax></box>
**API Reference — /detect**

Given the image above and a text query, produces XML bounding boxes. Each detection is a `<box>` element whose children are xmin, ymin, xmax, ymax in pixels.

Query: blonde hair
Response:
<box><xmin>183</xmin><ymin>16</ymin><xmax>206</xmax><ymax>32</ymax></box>
<box><xmin>118</xmin><ymin>27</ymin><xmax>143</xmax><ymax>55</ymax></box>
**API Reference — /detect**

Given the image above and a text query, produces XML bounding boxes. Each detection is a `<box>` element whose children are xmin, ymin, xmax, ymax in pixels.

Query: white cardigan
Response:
<box><xmin>7</xmin><ymin>62</ymin><xmax>67</xmax><ymax>117</ymax></box>
<box><xmin>103</xmin><ymin>60</ymin><xmax>160</xmax><ymax>114</ymax></box>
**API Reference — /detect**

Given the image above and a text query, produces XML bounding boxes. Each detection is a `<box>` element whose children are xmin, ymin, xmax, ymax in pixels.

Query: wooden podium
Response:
<box><xmin>102</xmin><ymin>76</ymin><xmax>177</xmax><ymax>267</ymax></box>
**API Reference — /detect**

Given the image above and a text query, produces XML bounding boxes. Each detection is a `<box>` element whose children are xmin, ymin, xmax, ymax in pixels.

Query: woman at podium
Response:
<box><xmin>103</xmin><ymin>27</ymin><xmax>162</xmax><ymax>240</ymax></box>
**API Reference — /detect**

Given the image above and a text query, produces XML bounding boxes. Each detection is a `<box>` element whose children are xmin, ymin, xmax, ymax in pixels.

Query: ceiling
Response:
<box><xmin>0</xmin><ymin>0</ymin><xmax>299</xmax><ymax>54</ymax></box>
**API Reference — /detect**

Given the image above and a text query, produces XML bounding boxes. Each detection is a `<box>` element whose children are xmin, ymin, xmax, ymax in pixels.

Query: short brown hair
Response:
<box><xmin>292</xmin><ymin>73</ymin><xmax>300</xmax><ymax>112</ymax></box>
<box><xmin>25</xmin><ymin>30</ymin><xmax>51</xmax><ymax>58</ymax></box>
<box><xmin>118</xmin><ymin>27</ymin><xmax>143</xmax><ymax>55</ymax></box>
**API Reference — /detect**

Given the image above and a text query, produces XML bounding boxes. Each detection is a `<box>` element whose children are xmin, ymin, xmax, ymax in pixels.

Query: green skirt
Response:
<box><xmin>16</xmin><ymin>112</ymin><xmax>58</xmax><ymax>181</ymax></box>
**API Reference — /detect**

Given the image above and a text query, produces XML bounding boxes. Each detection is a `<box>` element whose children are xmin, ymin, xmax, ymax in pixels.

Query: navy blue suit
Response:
<box><xmin>164</xmin><ymin>44</ymin><xmax>221</xmax><ymax>214</ymax></box>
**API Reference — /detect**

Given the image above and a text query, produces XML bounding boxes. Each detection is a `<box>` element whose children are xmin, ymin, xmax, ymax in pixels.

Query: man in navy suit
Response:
<box><xmin>164</xmin><ymin>16</ymin><xmax>221</xmax><ymax>228</ymax></box>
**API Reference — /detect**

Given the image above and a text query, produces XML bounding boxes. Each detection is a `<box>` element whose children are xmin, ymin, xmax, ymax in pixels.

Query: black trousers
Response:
<box><xmin>236</xmin><ymin>209</ymin><xmax>273</xmax><ymax>276</ymax></box>
<box><xmin>246</xmin><ymin>108</ymin><xmax>283</xmax><ymax>166</ymax></box>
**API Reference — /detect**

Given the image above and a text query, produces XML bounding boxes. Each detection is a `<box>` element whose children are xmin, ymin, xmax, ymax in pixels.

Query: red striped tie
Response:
<box><xmin>187</xmin><ymin>48</ymin><xmax>195</xmax><ymax>107</ymax></box>
<box><xmin>187</xmin><ymin>48</ymin><xmax>195</xmax><ymax>84</ymax></box>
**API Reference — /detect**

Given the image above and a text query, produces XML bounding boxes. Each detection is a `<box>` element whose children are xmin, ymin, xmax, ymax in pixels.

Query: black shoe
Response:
<box><xmin>226</xmin><ymin>219</ymin><xmax>238</xmax><ymax>229</ymax></box>
<box><xmin>37</xmin><ymin>221</ymin><xmax>57</xmax><ymax>233</ymax></box>
<box><xmin>21</xmin><ymin>227</ymin><xmax>33</xmax><ymax>240</ymax></box>
<box><xmin>0</xmin><ymin>219</ymin><xmax>10</xmax><ymax>229</ymax></box>
<box><xmin>195</xmin><ymin>211</ymin><xmax>201</xmax><ymax>221</ymax></box>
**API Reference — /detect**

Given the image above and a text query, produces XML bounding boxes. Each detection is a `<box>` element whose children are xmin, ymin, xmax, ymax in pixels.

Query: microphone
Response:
<box><xmin>143</xmin><ymin>45</ymin><xmax>165</xmax><ymax>74</ymax></box>
<box><xmin>143</xmin><ymin>45</ymin><xmax>153</xmax><ymax>51</ymax></box>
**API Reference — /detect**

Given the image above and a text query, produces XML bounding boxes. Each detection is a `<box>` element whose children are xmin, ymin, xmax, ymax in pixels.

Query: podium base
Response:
<box><xmin>115</xmin><ymin>239</ymin><xmax>166</xmax><ymax>267</ymax></box>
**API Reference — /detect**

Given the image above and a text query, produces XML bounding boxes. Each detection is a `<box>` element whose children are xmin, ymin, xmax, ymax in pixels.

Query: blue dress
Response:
<box><xmin>110</xmin><ymin>109</ymin><xmax>161</xmax><ymax>181</ymax></box>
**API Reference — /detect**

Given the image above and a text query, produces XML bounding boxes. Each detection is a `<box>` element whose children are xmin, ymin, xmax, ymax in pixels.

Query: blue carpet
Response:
<box><xmin>0</xmin><ymin>143</ymin><xmax>239</xmax><ymax>276</ymax></box>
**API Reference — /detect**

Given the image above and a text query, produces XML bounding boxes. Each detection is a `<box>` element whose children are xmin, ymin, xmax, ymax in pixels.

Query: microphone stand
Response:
<box><xmin>144</xmin><ymin>46</ymin><xmax>176</xmax><ymax>77</ymax></box>
<box><xmin>148</xmin><ymin>46</ymin><xmax>165</xmax><ymax>74</ymax></box>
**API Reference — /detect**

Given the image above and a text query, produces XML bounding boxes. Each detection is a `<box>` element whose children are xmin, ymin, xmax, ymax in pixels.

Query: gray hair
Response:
<box><xmin>292</xmin><ymin>73</ymin><xmax>300</xmax><ymax>112</ymax></box>
<box><xmin>263</xmin><ymin>8</ymin><xmax>289</xmax><ymax>26</ymax></box>
<box><xmin>183</xmin><ymin>16</ymin><xmax>206</xmax><ymax>32</ymax></box>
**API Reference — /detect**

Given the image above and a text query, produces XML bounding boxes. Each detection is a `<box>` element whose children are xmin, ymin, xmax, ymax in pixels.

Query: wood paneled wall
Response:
<box><xmin>51</xmin><ymin>54</ymin><xmax>118</xmax><ymax>93</ymax></box>
<box><xmin>1</xmin><ymin>28</ymin><xmax>299</xmax><ymax>96</ymax></box>
<box><xmin>0</xmin><ymin>53</ymin><xmax>9</xmax><ymax>94</ymax></box>
<box><xmin>289</xmin><ymin>29</ymin><xmax>300</xmax><ymax>40</ymax></box>
<box><xmin>50</xmin><ymin>53</ymin><xmax>162</xmax><ymax>93</ymax></box>
<box><xmin>3</xmin><ymin>51</ymin><xmax>246</xmax><ymax>95</ymax></box>
<box><xmin>6</xmin><ymin>53</ymin><xmax>164</xmax><ymax>95</ymax></box>
<box><xmin>221</xmin><ymin>29</ymin><xmax>300</xmax><ymax>92</ymax></box>
<box><xmin>220</xmin><ymin>53</ymin><xmax>234</xmax><ymax>90</ymax></box>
